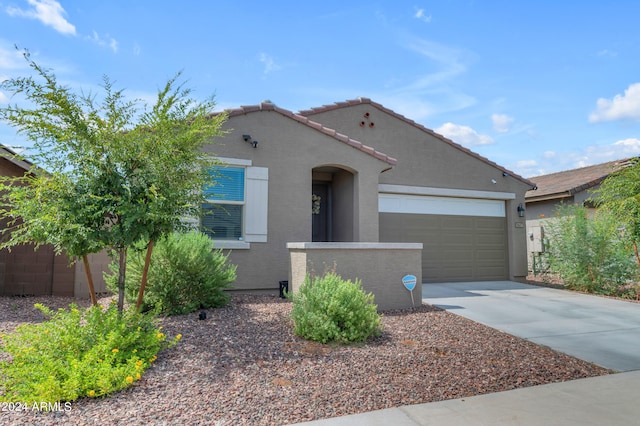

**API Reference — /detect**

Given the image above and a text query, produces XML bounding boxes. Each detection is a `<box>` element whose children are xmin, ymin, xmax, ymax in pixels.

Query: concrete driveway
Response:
<box><xmin>422</xmin><ymin>281</ymin><xmax>640</xmax><ymax>372</ymax></box>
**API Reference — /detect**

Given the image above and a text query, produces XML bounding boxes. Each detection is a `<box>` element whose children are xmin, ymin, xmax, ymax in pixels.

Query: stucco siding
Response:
<box><xmin>204</xmin><ymin>110</ymin><xmax>391</xmax><ymax>292</ymax></box>
<box><xmin>305</xmin><ymin>103</ymin><xmax>530</xmax><ymax>281</ymax></box>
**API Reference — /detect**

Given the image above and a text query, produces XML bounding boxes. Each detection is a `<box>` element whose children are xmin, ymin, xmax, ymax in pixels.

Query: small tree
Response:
<box><xmin>0</xmin><ymin>172</ymin><xmax>103</xmax><ymax>305</ymax></box>
<box><xmin>593</xmin><ymin>158</ymin><xmax>640</xmax><ymax>270</ymax></box>
<box><xmin>0</xmin><ymin>49</ymin><xmax>227</xmax><ymax>311</ymax></box>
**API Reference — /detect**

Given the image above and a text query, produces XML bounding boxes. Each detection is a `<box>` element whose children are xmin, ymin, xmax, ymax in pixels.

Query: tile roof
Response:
<box><xmin>299</xmin><ymin>97</ymin><xmax>535</xmax><ymax>188</ymax></box>
<box><xmin>222</xmin><ymin>101</ymin><xmax>397</xmax><ymax>166</ymax></box>
<box><xmin>0</xmin><ymin>144</ymin><xmax>34</xmax><ymax>172</ymax></box>
<box><xmin>525</xmin><ymin>158</ymin><xmax>635</xmax><ymax>201</ymax></box>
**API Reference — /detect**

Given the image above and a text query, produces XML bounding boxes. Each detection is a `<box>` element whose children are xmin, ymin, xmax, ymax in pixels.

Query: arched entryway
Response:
<box><xmin>312</xmin><ymin>166</ymin><xmax>355</xmax><ymax>242</ymax></box>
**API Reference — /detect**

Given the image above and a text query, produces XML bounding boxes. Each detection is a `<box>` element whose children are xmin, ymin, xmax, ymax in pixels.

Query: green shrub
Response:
<box><xmin>290</xmin><ymin>272</ymin><xmax>381</xmax><ymax>344</ymax></box>
<box><xmin>106</xmin><ymin>231</ymin><xmax>236</xmax><ymax>315</ymax></box>
<box><xmin>0</xmin><ymin>303</ymin><xmax>179</xmax><ymax>404</ymax></box>
<box><xmin>545</xmin><ymin>204</ymin><xmax>638</xmax><ymax>294</ymax></box>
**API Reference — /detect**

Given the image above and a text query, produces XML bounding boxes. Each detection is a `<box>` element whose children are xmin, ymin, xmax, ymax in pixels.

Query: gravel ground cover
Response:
<box><xmin>0</xmin><ymin>294</ymin><xmax>610</xmax><ymax>425</ymax></box>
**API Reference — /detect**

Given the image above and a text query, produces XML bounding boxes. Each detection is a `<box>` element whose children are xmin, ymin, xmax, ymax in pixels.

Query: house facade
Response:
<box><xmin>203</xmin><ymin>98</ymin><xmax>534</xmax><ymax>292</ymax></box>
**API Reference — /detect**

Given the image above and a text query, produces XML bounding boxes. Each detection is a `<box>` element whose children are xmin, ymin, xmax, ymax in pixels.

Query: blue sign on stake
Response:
<box><xmin>402</xmin><ymin>274</ymin><xmax>417</xmax><ymax>292</ymax></box>
<box><xmin>402</xmin><ymin>274</ymin><xmax>417</xmax><ymax>307</ymax></box>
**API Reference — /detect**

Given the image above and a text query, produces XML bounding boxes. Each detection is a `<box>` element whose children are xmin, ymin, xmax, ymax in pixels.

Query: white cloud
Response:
<box><xmin>403</xmin><ymin>38</ymin><xmax>469</xmax><ymax>89</ymax></box>
<box><xmin>259</xmin><ymin>53</ymin><xmax>281</xmax><ymax>75</ymax></box>
<box><xmin>414</xmin><ymin>8</ymin><xmax>432</xmax><ymax>23</ymax></box>
<box><xmin>516</xmin><ymin>159</ymin><xmax>538</xmax><ymax>168</ymax></box>
<box><xmin>0</xmin><ymin>91</ymin><xmax>8</xmax><ymax>104</ymax></box>
<box><xmin>6</xmin><ymin>0</ymin><xmax>75</xmax><ymax>35</ymax></box>
<box><xmin>597</xmin><ymin>49</ymin><xmax>617</xmax><ymax>57</ymax></box>
<box><xmin>0</xmin><ymin>46</ymin><xmax>27</xmax><ymax>70</ymax></box>
<box><xmin>510</xmin><ymin>159</ymin><xmax>544</xmax><ymax>178</ymax></box>
<box><xmin>86</xmin><ymin>31</ymin><xmax>118</xmax><ymax>53</ymax></box>
<box><xmin>372</xmin><ymin>37</ymin><xmax>475</xmax><ymax>121</ymax></box>
<box><xmin>435</xmin><ymin>122</ymin><xmax>494</xmax><ymax>146</ymax></box>
<box><xmin>611</xmin><ymin>138</ymin><xmax>640</xmax><ymax>154</ymax></box>
<box><xmin>589</xmin><ymin>83</ymin><xmax>640</xmax><ymax>122</ymax></box>
<box><xmin>579</xmin><ymin>139</ymin><xmax>640</xmax><ymax>164</ymax></box>
<box><xmin>491</xmin><ymin>113</ymin><xmax>513</xmax><ymax>133</ymax></box>
<box><xmin>519</xmin><ymin>138</ymin><xmax>640</xmax><ymax>177</ymax></box>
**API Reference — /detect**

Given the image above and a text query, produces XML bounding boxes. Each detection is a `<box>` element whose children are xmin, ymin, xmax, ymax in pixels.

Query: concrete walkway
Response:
<box><xmin>422</xmin><ymin>281</ymin><xmax>640</xmax><ymax>372</ymax></box>
<box><xmin>292</xmin><ymin>281</ymin><xmax>640</xmax><ymax>425</ymax></box>
<box><xmin>293</xmin><ymin>371</ymin><xmax>640</xmax><ymax>425</ymax></box>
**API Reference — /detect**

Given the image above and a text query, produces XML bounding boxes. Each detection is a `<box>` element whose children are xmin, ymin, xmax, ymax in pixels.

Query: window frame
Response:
<box><xmin>201</xmin><ymin>157</ymin><xmax>268</xmax><ymax>250</ymax></box>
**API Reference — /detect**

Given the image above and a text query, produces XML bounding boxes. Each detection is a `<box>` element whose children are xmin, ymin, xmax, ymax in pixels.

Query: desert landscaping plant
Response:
<box><xmin>290</xmin><ymin>272</ymin><xmax>381</xmax><ymax>344</ymax></box>
<box><xmin>106</xmin><ymin>231</ymin><xmax>236</xmax><ymax>315</ymax></box>
<box><xmin>594</xmin><ymin>158</ymin><xmax>640</xmax><ymax>270</ymax></box>
<box><xmin>0</xmin><ymin>302</ymin><xmax>180</xmax><ymax>404</ymax></box>
<box><xmin>0</xmin><ymin>48</ymin><xmax>227</xmax><ymax>312</ymax></box>
<box><xmin>544</xmin><ymin>204</ymin><xmax>638</xmax><ymax>295</ymax></box>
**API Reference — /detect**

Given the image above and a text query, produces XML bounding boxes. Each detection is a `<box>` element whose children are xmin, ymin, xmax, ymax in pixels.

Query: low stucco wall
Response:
<box><xmin>287</xmin><ymin>242</ymin><xmax>423</xmax><ymax>312</ymax></box>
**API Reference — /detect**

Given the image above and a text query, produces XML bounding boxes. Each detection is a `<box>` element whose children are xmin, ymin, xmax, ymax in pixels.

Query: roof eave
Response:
<box><xmin>300</xmin><ymin>98</ymin><xmax>535</xmax><ymax>188</ymax></box>
<box><xmin>222</xmin><ymin>101</ymin><xmax>397</xmax><ymax>167</ymax></box>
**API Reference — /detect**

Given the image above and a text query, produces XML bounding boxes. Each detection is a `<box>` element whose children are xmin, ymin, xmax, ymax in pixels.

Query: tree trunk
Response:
<box><xmin>634</xmin><ymin>241</ymin><xmax>640</xmax><ymax>270</ymax></box>
<box><xmin>136</xmin><ymin>239</ymin><xmax>154</xmax><ymax>311</ymax></box>
<box><xmin>82</xmin><ymin>254</ymin><xmax>98</xmax><ymax>307</ymax></box>
<box><xmin>117</xmin><ymin>248</ymin><xmax>127</xmax><ymax>313</ymax></box>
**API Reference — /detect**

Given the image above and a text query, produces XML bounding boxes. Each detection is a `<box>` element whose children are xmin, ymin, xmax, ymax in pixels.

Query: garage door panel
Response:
<box><xmin>380</xmin><ymin>212</ymin><xmax>507</xmax><ymax>282</ymax></box>
<box><xmin>478</xmin><ymin>266</ymin><xmax>508</xmax><ymax>277</ymax></box>
<box><xmin>442</xmin><ymin>217</ymin><xmax>474</xmax><ymax>230</ymax></box>
<box><xmin>477</xmin><ymin>249</ymin><xmax>507</xmax><ymax>261</ymax></box>
<box><xmin>477</xmin><ymin>233</ymin><xmax>507</xmax><ymax>246</ymax></box>
<box><xmin>446</xmin><ymin>234</ymin><xmax>475</xmax><ymax>245</ymax></box>
<box><xmin>476</xmin><ymin>218</ymin><xmax>505</xmax><ymax>229</ymax></box>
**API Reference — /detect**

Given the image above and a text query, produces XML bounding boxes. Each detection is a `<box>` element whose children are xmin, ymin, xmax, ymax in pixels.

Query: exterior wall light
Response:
<box><xmin>242</xmin><ymin>134</ymin><xmax>258</xmax><ymax>148</ymax></box>
<box><xmin>517</xmin><ymin>203</ymin><xmax>525</xmax><ymax>218</ymax></box>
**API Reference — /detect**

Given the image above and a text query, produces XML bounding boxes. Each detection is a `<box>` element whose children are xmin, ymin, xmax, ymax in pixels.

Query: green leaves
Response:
<box><xmin>0</xmin><ymin>302</ymin><xmax>179</xmax><ymax>403</ymax></box>
<box><xmin>290</xmin><ymin>272</ymin><xmax>381</xmax><ymax>344</ymax></box>
<box><xmin>0</xmin><ymin>48</ymin><xmax>228</xmax><ymax>310</ymax></box>
<box><xmin>545</xmin><ymin>204</ymin><xmax>638</xmax><ymax>294</ymax></box>
<box><xmin>105</xmin><ymin>231</ymin><xmax>235</xmax><ymax>315</ymax></box>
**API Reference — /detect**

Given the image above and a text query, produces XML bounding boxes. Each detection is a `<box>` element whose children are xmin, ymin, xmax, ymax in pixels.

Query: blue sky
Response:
<box><xmin>1</xmin><ymin>1</ymin><xmax>639</xmax><ymax>178</ymax></box>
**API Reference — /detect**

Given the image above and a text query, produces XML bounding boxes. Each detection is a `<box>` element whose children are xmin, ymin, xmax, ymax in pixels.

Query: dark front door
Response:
<box><xmin>312</xmin><ymin>183</ymin><xmax>331</xmax><ymax>242</ymax></box>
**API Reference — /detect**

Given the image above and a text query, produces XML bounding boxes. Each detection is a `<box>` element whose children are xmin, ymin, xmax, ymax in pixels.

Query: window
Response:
<box><xmin>202</xmin><ymin>166</ymin><xmax>245</xmax><ymax>240</ymax></box>
<box><xmin>200</xmin><ymin>159</ymin><xmax>269</xmax><ymax>247</ymax></box>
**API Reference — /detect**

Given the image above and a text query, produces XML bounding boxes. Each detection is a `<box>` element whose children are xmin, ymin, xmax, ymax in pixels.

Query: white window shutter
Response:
<box><xmin>244</xmin><ymin>166</ymin><xmax>268</xmax><ymax>242</ymax></box>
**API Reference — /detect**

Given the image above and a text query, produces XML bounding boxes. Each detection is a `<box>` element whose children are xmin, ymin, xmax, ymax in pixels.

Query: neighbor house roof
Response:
<box><xmin>525</xmin><ymin>158</ymin><xmax>635</xmax><ymax>203</ymax></box>
<box><xmin>0</xmin><ymin>144</ymin><xmax>34</xmax><ymax>172</ymax></box>
<box><xmin>223</xmin><ymin>101</ymin><xmax>397</xmax><ymax>167</ymax></box>
<box><xmin>299</xmin><ymin>97</ymin><xmax>535</xmax><ymax>188</ymax></box>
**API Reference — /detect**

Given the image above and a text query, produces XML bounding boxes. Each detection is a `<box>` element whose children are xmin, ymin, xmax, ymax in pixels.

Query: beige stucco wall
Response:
<box><xmin>305</xmin><ymin>103</ymin><xmax>532</xmax><ymax>281</ymax></box>
<box><xmin>204</xmin><ymin>108</ymin><xmax>392</xmax><ymax>292</ymax></box>
<box><xmin>287</xmin><ymin>242</ymin><xmax>423</xmax><ymax>311</ymax></box>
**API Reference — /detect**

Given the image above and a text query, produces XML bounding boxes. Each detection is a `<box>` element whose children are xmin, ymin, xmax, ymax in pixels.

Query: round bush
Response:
<box><xmin>290</xmin><ymin>272</ymin><xmax>381</xmax><ymax>343</ymax></box>
<box><xmin>106</xmin><ymin>231</ymin><xmax>236</xmax><ymax>315</ymax></box>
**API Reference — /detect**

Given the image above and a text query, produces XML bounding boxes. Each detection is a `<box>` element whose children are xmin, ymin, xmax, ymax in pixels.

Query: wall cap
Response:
<box><xmin>286</xmin><ymin>242</ymin><xmax>423</xmax><ymax>250</ymax></box>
